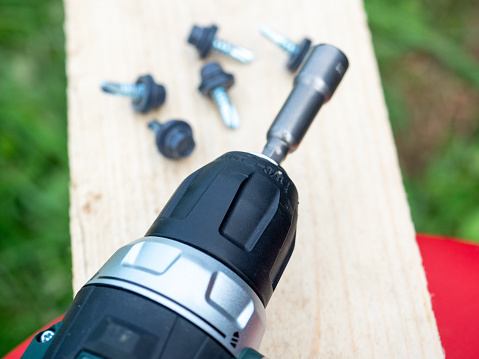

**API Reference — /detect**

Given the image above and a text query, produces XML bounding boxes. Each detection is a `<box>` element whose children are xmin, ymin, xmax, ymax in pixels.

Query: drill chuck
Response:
<box><xmin>263</xmin><ymin>44</ymin><xmax>349</xmax><ymax>164</ymax></box>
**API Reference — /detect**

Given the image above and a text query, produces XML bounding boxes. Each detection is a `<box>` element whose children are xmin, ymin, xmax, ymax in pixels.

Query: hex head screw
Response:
<box><xmin>260</xmin><ymin>25</ymin><xmax>312</xmax><ymax>72</ymax></box>
<box><xmin>148</xmin><ymin>119</ymin><xmax>195</xmax><ymax>159</ymax></box>
<box><xmin>188</xmin><ymin>24</ymin><xmax>254</xmax><ymax>64</ymax></box>
<box><xmin>198</xmin><ymin>62</ymin><xmax>240</xmax><ymax>130</ymax></box>
<box><xmin>101</xmin><ymin>74</ymin><xmax>166</xmax><ymax>113</ymax></box>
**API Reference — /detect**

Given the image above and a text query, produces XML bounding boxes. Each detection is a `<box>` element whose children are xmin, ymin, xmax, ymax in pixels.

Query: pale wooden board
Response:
<box><xmin>64</xmin><ymin>0</ymin><xmax>444</xmax><ymax>357</ymax></box>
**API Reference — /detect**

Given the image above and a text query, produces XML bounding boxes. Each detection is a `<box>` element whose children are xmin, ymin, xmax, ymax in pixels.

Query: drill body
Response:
<box><xmin>21</xmin><ymin>44</ymin><xmax>348</xmax><ymax>359</ymax></box>
<box><xmin>41</xmin><ymin>152</ymin><xmax>297</xmax><ymax>358</ymax></box>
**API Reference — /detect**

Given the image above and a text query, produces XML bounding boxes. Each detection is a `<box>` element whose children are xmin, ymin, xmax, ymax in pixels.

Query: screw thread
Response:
<box><xmin>260</xmin><ymin>25</ymin><xmax>298</xmax><ymax>55</ymax></box>
<box><xmin>211</xmin><ymin>87</ymin><xmax>240</xmax><ymax>129</ymax></box>
<box><xmin>211</xmin><ymin>38</ymin><xmax>254</xmax><ymax>64</ymax></box>
<box><xmin>148</xmin><ymin>120</ymin><xmax>163</xmax><ymax>133</ymax></box>
<box><xmin>101</xmin><ymin>81</ymin><xmax>146</xmax><ymax>101</ymax></box>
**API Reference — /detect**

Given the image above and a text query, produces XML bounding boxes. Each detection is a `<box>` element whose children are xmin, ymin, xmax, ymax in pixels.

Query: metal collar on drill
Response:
<box><xmin>87</xmin><ymin>236</ymin><xmax>266</xmax><ymax>358</ymax></box>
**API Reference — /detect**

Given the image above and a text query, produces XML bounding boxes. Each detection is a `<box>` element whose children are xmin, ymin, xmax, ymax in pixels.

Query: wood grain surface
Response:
<box><xmin>64</xmin><ymin>0</ymin><xmax>444</xmax><ymax>357</ymax></box>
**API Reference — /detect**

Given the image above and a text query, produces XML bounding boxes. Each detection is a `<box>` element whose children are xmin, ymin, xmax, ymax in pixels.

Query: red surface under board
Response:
<box><xmin>416</xmin><ymin>234</ymin><xmax>479</xmax><ymax>359</ymax></box>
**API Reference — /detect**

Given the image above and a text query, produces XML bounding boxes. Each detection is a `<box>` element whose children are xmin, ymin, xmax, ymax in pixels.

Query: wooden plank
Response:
<box><xmin>64</xmin><ymin>0</ymin><xmax>444</xmax><ymax>357</ymax></box>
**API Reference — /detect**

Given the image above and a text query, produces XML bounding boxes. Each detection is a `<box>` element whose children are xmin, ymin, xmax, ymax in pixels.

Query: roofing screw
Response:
<box><xmin>188</xmin><ymin>24</ymin><xmax>254</xmax><ymax>64</ymax></box>
<box><xmin>148</xmin><ymin>119</ymin><xmax>195</xmax><ymax>159</ymax></box>
<box><xmin>39</xmin><ymin>330</ymin><xmax>55</xmax><ymax>343</ymax></box>
<box><xmin>198</xmin><ymin>62</ymin><xmax>240</xmax><ymax>130</ymax></box>
<box><xmin>101</xmin><ymin>74</ymin><xmax>166</xmax><ymax>113</ymax></box>
<box><xmin>260</xmin><ymin>25</ymin><xmax>312</xmax><ymax>72</ymax></box>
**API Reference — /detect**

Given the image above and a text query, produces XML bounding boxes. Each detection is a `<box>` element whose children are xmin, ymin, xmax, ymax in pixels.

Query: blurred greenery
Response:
<box><xmin>0</xmin><ymin>0</ymin><xmax>478</xmax><ymax>355</ymax></box>
<box><xmin>365</xmin><ymin>0</ymin><xmax>479</xmax><ymax>239</ymax></box>
<box><xmin>0</xmin><ymin>0</ymin><xmax>71</xmax><ymax>354</ymax></box>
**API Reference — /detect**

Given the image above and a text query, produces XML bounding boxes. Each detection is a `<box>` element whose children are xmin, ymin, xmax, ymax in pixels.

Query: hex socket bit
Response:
<box><xmin>262</xmin><ymin>44</ymin><xmax>349</xmax><ymax>164</ymax></box>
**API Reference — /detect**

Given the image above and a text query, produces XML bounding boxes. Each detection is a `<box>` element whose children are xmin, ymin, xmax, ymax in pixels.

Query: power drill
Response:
<box><xmin>21</xmin><ymin>44</ymin><xmax>348</xmax><ymax>359</ymax></box>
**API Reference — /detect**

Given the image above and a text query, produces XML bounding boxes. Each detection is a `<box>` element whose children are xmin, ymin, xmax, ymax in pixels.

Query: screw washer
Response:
<box><xmin>198</xmin><ymin>62</ymin><xmax>240</xmax><ymax>130</ymax></box>
<box><xmin>100</xmin><ymin>74</ymin><xmax>166</xmax><ymax>113</ymax></box>
<box><xmin>148</xmin><ymin>119</ymin><xmax>196</xmax><ymax>159</ymax></box>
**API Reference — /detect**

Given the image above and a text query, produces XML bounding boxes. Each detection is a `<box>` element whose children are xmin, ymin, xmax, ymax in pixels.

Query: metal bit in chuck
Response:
<box><xmin>262</xmin><ymin>44</ymin><xmax>349</xmax><ymax>164</ymax></box>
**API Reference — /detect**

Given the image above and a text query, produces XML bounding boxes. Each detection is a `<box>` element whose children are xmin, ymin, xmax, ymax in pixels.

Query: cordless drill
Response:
<box><xmin>22</xmin><ymin>44</ymin><xmax>348</xmax><ymax>359</ymax></box>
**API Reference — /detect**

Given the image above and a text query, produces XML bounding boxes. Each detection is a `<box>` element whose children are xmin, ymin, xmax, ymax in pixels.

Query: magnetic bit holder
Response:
<box><xmin>101</xmin><ymin>74</ymin><xmax>166</xmax><ymax>114</ymax></box>
<box><xmin>262</xmin><ymin>44</ymin><xmax>349</xmax><ymax>164</ymax></box>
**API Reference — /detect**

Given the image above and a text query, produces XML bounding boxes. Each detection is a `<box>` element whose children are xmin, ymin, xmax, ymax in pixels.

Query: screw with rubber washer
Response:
<box><xmin>188</xmin><ymin>24</ymin><xmax>254</xmax><ymax>64</ymax></box>
<box><xmin>148</xmin><ymin>119</ymin><xmax>195</xmax><ymax>159</ymax></box>
<box><xmin>260</xmin><ymin>24</ymin><xmax>312</xmax><ymax>72</ymax></box>
<box><xmin>101</xmin><ymin>74</ymin><xmax>166</xmax><ymax>113</ymax></box>
<box><xmin>198</xmin><ymin>62</ymin><xmax>240</xmax><ymax>130</ymax></box>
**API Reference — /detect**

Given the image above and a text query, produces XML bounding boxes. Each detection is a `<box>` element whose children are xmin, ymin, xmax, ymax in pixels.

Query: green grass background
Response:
<box><xmin>0</xmin><ymin>0</ymin><xmax>478</xmax><ymax>354</ymax></box>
